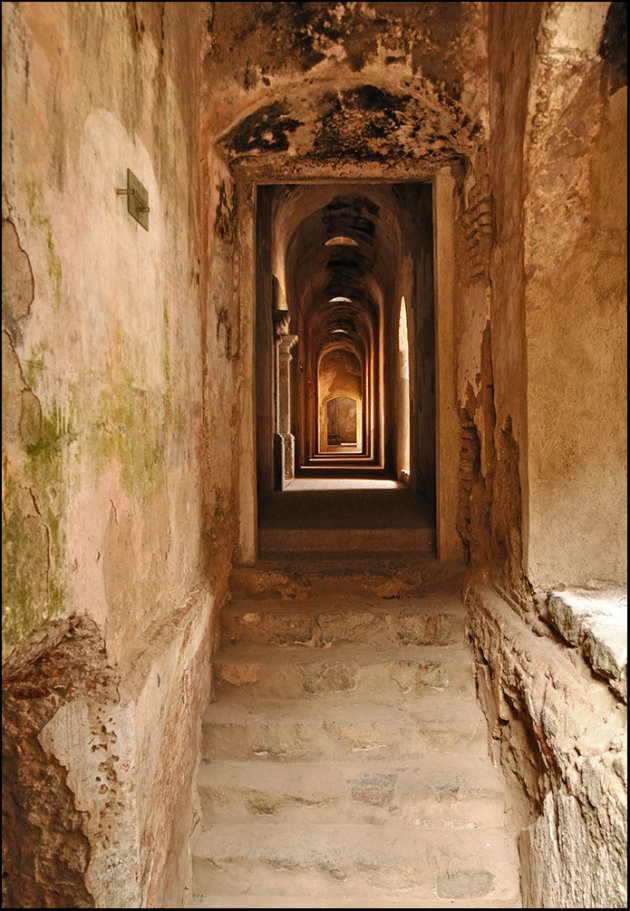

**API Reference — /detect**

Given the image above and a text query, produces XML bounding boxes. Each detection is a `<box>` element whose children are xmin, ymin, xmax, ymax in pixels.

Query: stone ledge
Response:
<box><xmin>545</xmin><ymin>588</ymin><xmax>627</xmax><ymax>703</ymax></box>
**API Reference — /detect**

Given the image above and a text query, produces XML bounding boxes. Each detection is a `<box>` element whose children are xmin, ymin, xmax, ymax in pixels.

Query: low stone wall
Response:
<box><xmin>2</xmin><ymin>586</ymin><xmax>218</xmax><ymax>908</ymax></box>
<box><xmin>466</xmin><ymin>583</ymin><xmax>627</xmax><ymax>908</ymax></box>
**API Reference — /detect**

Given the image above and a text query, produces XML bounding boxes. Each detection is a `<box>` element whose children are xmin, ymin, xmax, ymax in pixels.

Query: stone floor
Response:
<box><xmin>188</xmin><ymin>537</ymin><xmax>522</xmax><ymax>908</ymax></box>
<box><xmin>258</xmin><ymin>478</ymin><xmax>435</xmax><ymax>552</ymax></box>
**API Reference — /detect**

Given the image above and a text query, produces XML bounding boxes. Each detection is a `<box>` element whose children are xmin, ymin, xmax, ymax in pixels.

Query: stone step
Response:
<box><xmin>197</xmin><ymin>755</ymin><xmax>507</xmax><ymax>828</ymax></box>
<box><xmin>187</xmin><ymin>895</ymin><xmax>520</xmax><ymax>909</ymax></box>
<box><xmin>220</xmin><ymin>598</ymin><xmax>466</xmax><ymax>649</ymax></box>
<box><xmin>193</xmin><ymin>552</ymin><xmax>520</xmax><ymax>908</ymax></box>
<box><xmin>201</xmin><ymin>695</ymin><xmax>489</xmax><ymax>763</ymax></box>
<box><xmin>228</xmin><ymin>553</ymin><xmax>463</xmax><ymax>601</ymax></box>
<box><xmin>258</xmin><ymin>526</ymin><xmax>435</xmax><ymax>554</ymax></box>
<box><xmin>213</xmin><ymin>642</ymin><xmax>474</xmax><ymax>700</ymax></box>
<box><xmin>191</xmin><ymin>822</ymin><xmax>520</xmax><ymax>905</ymax></box>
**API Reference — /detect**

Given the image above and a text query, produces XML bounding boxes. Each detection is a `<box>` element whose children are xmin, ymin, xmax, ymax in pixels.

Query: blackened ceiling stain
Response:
<box><xmin>203</xmin><ymin>2</ymin><xmax>488</xmax><ymax>166</ymax></box>
<box><xmin>205</xmin><ymin>1</ymin><xmax>484</xmax><ymax>85</ymax></box>
<box><xmin>223</xmin><ymin>102</ymin><xmax>302</xmax><ymax>154</ymax></box>
<box><xmin>599</xmin><ymin>0</ymin><xmax>627</xmax><ymax>93</ymax></box>
<box><xmin>313</xmin><ymin>85</ymin><xmax>415</xmax><ymax>162</ymax></box>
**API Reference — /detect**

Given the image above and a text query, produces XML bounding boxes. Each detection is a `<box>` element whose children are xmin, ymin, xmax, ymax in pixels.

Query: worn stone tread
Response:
<box><xmin>202</xmin><ymin>691</ymin><xmax>484</xmax><ymax>725</ymax></box>
<box><xmin>201</xmin><ymin>693</ymin><xmax>488</xmax><ymax>760</ymax></box>
<box><xmin>213</xmin><ymin>641</ymin><xmax>474</xmax><ymax>699</ymax></box>
<box><xmin>191</xmin><ymin>822</ymin><xmax>519</xmax><ymax>902</ymax></box>
<box><xmin>220</xmin><ymin>597</ymin><xmax>466</xmax><ymax>649</ymax></box>
<box><xmin>227</xmin><ymin>555</ymin><xmax>465</xmax><ymax>601</ymax></box>
<box><xmin>197</xmin><ymin>755</ymin><xmax>507</xmax><ymax>827</ymax></box>
<box><xmin>187</xmin><ymin>893</ymin><xmax>521</xmax><ymax>908</ymax></box>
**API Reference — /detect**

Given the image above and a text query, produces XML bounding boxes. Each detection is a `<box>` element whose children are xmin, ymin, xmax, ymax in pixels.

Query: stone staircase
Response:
<box><xmin>189</xmin><ymin>554</ymin><xmax>521</xmax><ymax>908</ymax></box>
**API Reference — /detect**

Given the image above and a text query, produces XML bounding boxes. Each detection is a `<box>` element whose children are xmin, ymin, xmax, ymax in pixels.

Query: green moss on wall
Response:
<box><xmin>1</xmin><ymin>463</ymin><xmax>65</xmax><ymax>654</ymax></box>
<box><xmin>23</xmin><ymin>349</ymin><xmax>46</xmax><ymax>391</ymax></box>
<box><xmin>26</xmin><ymin>184</ymin><xmax>63</xmax><ymax>311</ymax></box>
<box><xmin>90</xmin><ymin>369</ymin><xmax>166</xmax><ymax>499</ymax></box>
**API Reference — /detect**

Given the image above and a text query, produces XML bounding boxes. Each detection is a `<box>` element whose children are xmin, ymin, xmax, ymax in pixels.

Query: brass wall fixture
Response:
<box><xmin>116</xmin><ymin>168</ymin><xmax>149</xmax><ymax>230</ymax></box>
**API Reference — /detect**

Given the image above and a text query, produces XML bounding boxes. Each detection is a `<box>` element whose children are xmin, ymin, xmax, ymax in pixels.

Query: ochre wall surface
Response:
<box><xmin>2</xmin><ymin>2</ymin><xmax>238</xmax><ymax>906</ymax></box>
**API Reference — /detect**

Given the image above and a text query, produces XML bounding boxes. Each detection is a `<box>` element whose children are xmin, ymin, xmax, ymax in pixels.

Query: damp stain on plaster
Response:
<box><xmin>93</xmin><ymin>368</ymin><xmax>166</xmax><ymax>499</ymax></box>
<box><xmin>1</xmin><ymin>470</ymin><xmax>56</xmax><ymax>653</ymax></box>
<box><xmin>4</xmin><ymin>359</ymin><xmax>172</xmax><ymax>657</ymax></box>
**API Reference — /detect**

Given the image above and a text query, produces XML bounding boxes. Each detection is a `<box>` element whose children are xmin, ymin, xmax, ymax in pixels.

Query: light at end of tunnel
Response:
<box><xmin>329</xmin><ymin>296</ymin><xmax>352</xmax><ymax>303</ymax></box>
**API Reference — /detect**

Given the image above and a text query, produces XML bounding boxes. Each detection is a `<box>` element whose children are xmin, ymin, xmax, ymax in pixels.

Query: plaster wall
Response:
<box><xmin>522</xmin><ymin>1</ymin><xmax>627</xmax><ymax>591</ymax></box>
<box><xmin>455</xmin><ymin>0</ymin><xmax>626</xmax><ymax>596</ymax></box>
<box><xmin>2</xmin><ymin>3</ymin><xmax>237</xmax><ymax>905</ymax></box>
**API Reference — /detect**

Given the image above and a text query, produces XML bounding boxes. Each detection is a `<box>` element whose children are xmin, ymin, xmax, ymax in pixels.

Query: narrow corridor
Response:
<box><xmin>2</xmin><ymin>4</ymin><xmax>625</xmax><ymax>907</ymax></box>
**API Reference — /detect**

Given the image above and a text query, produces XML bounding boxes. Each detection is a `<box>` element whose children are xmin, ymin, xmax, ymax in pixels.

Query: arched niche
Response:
<box><xmin>317</xmin><ymin>346</ymin><xmax>363</xmax><ymax>453</ymax></box>
<box><xmin>326</xmin><ymin>397</ymin><xmax>358</xmax><ymax>446</ymax></box>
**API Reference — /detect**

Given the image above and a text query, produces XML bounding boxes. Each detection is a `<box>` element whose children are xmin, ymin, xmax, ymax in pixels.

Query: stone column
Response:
<box><xmin>273</xmin><ymin>310</ymin><xmax>298</xmax><ymax>488</ymax></box>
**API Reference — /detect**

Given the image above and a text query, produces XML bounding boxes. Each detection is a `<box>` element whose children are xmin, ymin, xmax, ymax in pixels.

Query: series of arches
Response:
<box><xmin>256</xmin><ymin>184</ymin><xmax>434</xmax><ymax>504</ymax></box>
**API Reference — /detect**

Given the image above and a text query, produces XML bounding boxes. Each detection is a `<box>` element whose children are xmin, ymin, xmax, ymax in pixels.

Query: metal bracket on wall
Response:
<box><xmin>116</xmin><ymin>168</ymin><xmax>149</xmax><ymax>231</ymax></box>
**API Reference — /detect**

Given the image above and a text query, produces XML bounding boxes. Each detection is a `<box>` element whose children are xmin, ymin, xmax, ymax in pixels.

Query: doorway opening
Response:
<box><xmin>255</xmin><ymin>182</ymin><xmax>436</xmax><ymax>550</ymax></box>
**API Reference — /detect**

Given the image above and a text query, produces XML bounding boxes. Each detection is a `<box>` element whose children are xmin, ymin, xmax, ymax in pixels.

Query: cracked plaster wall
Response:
<box><xmin>2</xmin><ymin>2</ymin><xmax>238</xmax><ymax>906</ymax></box>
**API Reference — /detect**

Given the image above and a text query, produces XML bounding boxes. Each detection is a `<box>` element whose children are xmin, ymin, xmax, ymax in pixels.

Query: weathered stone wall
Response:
<box><xmin>453</xmin><ymin>0</ymin><xmax>542</xmax><ymax>601</ymax></box>
<box><xmin>2</xmin><ymin>2</ymin><xmax>236</xmax><ymax>906</ymax></box>
<box><xmin>467</xmin><ymin>584</ymin><xmax>626</xmax><ymax>908</ymax></box>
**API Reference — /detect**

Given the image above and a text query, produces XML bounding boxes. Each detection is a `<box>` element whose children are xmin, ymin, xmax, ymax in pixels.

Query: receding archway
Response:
<box><xmin>318</xmin><ymin>347</ymin><xmax>363</xmax><ymax>454</ymax></box>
